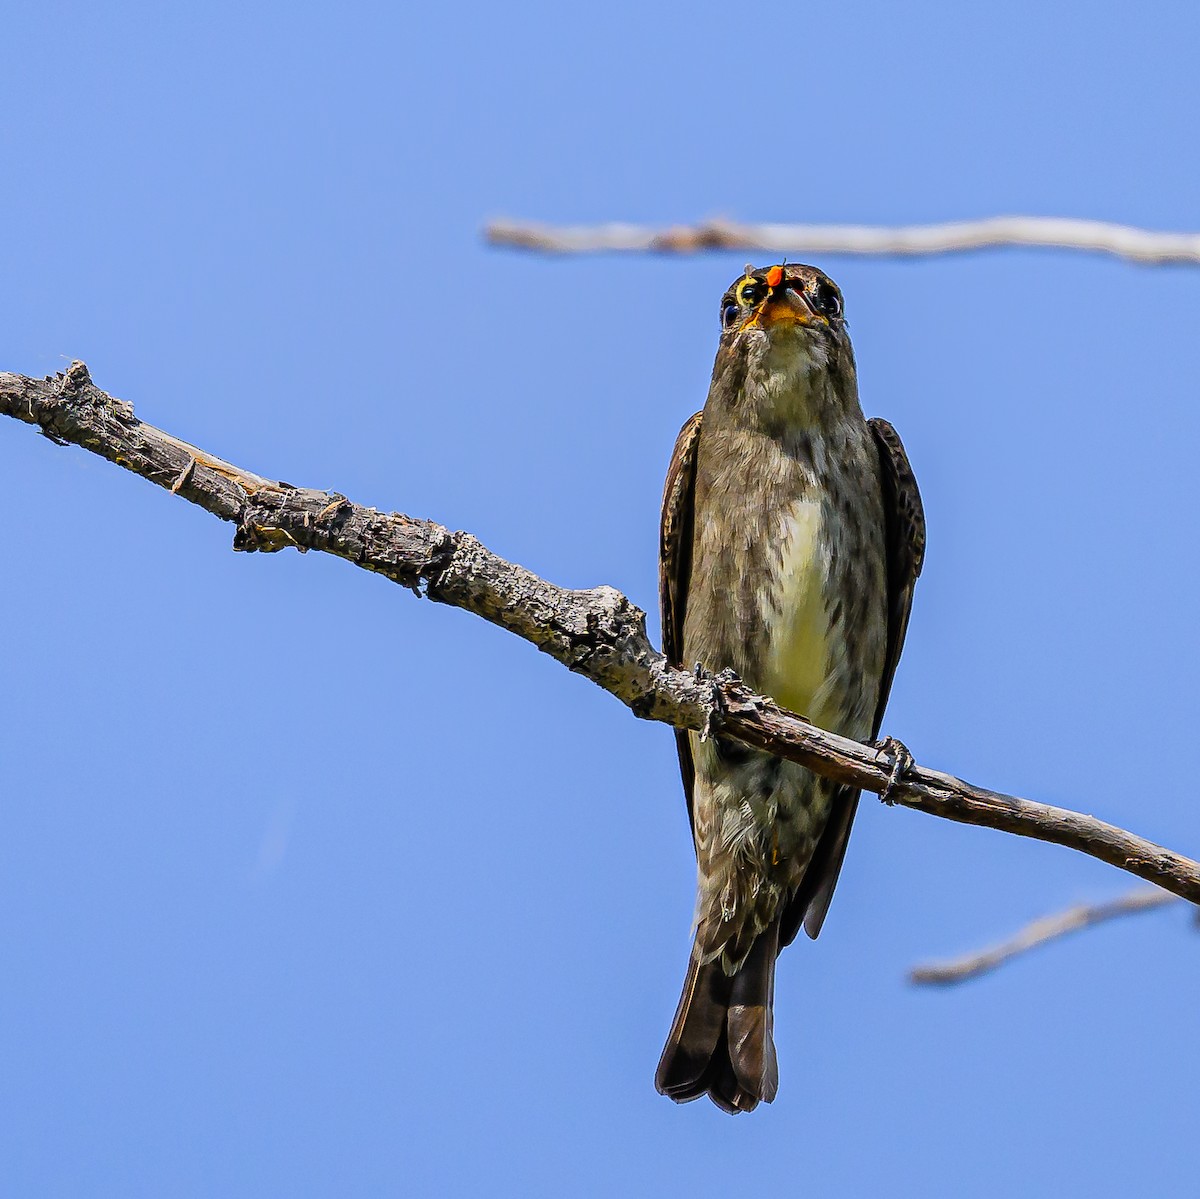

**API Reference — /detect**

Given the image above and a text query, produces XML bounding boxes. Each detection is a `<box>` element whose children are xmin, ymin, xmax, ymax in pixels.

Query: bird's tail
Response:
<box><xmin>654</xmin><ymin>919</ymin><xmax>780</xmax><ymax>1113</ymax></box>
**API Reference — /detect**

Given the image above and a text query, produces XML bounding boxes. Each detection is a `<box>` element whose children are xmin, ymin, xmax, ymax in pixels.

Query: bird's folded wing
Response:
<box><xmin>659</xmin><ymin>410</ymin><xmax>704</xmax><ymax>841</ymax></box>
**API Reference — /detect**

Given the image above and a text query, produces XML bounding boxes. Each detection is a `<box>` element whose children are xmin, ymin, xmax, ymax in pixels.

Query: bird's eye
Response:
<box><xmin>738</xmin><ymin>281</ymin><xmax>765</xmax><ymax>306</ymax></box>
<box><xmin>812</xmin><ymin>280</ymin><xmax>843</xmax><ymax>319</ymax></box>
<box><xmin>721</xmin><ymin>303</ymin><xmax>740</xmax><ymax>329</ymax></box>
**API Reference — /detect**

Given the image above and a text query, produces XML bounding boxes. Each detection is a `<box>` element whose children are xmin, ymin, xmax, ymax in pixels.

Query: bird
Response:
<box><xmin>655</xmin><ymin>263</ymin><xmax>925</xmax><ymax>1113</ymax></box>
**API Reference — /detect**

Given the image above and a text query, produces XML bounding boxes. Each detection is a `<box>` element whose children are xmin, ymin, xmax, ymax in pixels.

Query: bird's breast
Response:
<box><xmin>761</xmin><ymin>498</ymin><xmax>839</xmax><ymax>730</ymax></box>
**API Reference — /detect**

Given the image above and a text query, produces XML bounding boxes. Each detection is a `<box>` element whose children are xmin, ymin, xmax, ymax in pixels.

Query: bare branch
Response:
<box><xmin>4</xmin><ymin>362</ymin><xmax>1200</xmax><ymax>905</ymax></box>
<box><xmin>485</xmin><ymin>215</ymin><xmax>1200</xmax><ymax>265</ymax></box>
<box><xmin>909</xmin><ymin>889</ymin><xmax>1185</xmax><ymax>986</ymax></box>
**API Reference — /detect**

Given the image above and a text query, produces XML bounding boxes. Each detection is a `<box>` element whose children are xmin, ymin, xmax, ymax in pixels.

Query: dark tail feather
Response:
<box><xmin>655</xmin><ymin>955</ymin><xmax>732</xmax><ymax>1103</ymax></box>
<box><xmin>655</xmin><ymin>920</ymin><xmax>781</xmax><ymax>1113</ymax></box>
<box><xmin>726</xmin><ymin>922</ymin><xmax>779</xmax><ymax>1102</ymax></box>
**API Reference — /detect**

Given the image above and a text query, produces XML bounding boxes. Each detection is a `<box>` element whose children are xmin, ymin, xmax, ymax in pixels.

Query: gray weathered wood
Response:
<box><xmin>3</xmin><ymin>362</ymin><xmax>1199</xmax><ymax>905</ymax></box>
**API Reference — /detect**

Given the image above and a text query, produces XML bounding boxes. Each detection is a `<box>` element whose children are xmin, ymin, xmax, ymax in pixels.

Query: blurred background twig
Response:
<box><xmin>486</xmin><ymin>215</ymin><xmax>1200</xmax><ymax>265</ymax></box>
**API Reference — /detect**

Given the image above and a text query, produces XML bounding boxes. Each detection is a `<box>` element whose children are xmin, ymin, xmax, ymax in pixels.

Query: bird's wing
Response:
<box><xmin>659</xmin><ymin>410</ymin><xmax>704</xmax><ymax>840</ymax></box>
<box><xmin>865</xmin><ymin>416</ymin><xmax>926</xmax><ymax>736</ymax></box>
<box><xmin>784</xmin><ymin>417</ymin><xmax>926</xmax><ymax>942</ymax></box>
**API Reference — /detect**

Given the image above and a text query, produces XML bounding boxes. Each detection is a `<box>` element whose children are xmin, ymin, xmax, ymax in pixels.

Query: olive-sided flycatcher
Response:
<box><xmin>655</xmin><ymin>263</ymin><xmax>925</xmax><ymax>1113</ymax></box>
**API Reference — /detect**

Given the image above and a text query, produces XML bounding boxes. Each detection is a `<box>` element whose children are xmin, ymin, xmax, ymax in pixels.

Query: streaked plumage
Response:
<box><xmin>656</xmin><ymin>264</ymin><xmax>925</xmax><ymax>1113</ymax></box>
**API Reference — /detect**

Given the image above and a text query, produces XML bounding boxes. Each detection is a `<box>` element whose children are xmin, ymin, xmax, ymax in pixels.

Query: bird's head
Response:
<box><xmin>719</xmin><ymin>262</ymin><xmax>846</xmax><ymax>344</ymax></box>
<box><xmin>711</xmin><ymin>263</ymin><xmax>857</xmax><ymax>424</ymax></box>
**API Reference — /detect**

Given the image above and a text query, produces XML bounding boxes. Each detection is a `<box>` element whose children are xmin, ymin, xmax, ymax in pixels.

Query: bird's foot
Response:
<box><xmin>873</xmin><ymin>735</ymin><xmax>914</xmax><ymax>805</ymax></box>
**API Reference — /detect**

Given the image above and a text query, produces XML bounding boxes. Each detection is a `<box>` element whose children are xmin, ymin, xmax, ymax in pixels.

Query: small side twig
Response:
<box><xmin>908</xmin><ymin>888</ymin><xmax>1185</xmax><ymax>986</ymax></box>
<box><xmin>170</xmin><ymin>455</ymin><xmax>197</xmax><ymax>494</ymax></box>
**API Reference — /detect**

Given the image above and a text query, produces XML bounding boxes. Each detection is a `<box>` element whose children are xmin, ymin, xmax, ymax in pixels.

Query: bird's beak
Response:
<box><xmin>757</xmin><ymin>287</ymin><xmax>815</xmax><ymax>329</ymax></box>
<box><xmin>745</xmin><ymin>267</ymin><xmax>818</xmax><ymax>331</ymax></box>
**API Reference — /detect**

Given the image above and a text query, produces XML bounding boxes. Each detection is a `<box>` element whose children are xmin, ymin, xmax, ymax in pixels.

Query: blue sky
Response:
<box><xmin>3</xmin><ymin>1</ymin><xmax>1199</xmax><ymax>1194</ymax></box>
